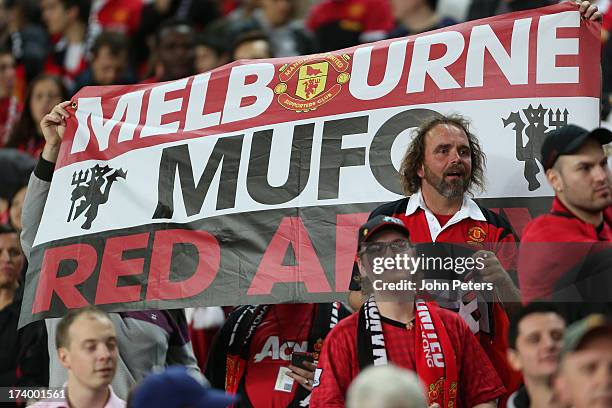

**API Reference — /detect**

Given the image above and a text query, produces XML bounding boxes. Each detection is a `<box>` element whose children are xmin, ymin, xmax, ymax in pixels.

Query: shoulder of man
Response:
<box><xmin>476</xmin><ymin>204</ymin><xmax>518</xmax><ymax>242</ymax></box>
<box><xmin>369</xmin><ymin>197</ymin><xmax>410</xmax><ymax>219</ymax></box>
<box><xmin>521</xmin><ymin>211</ymin><xmax>593</xmax><ymax>243</ymax></box>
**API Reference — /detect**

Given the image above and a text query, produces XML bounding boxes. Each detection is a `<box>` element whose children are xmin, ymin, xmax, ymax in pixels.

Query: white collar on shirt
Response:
<box><xmin>405</xmin><ymin>190</ymin><xmax>486</xmax><ymax>242</ymax></box>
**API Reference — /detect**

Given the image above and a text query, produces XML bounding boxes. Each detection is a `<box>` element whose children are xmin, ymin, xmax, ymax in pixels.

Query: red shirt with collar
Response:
<box><xmin>350</xmin><ymin>195</ymin><xmax>519</xmax><ymax>290</ymax></box>
<box><xmin>518</xmin><ymin>198</ymin><xmax>612</xmax><ymax>303</ymax></box>
<box><xmin>349</xmin><ymin>194</ymin><xmax>520</xmax><ymax>404</ymax></box>
<box><xmin>243</xmin><ymin>303</ymin><xmax>315</xmax><ymax>408</ymax></box>
<box><xmin>95</xmin><ymin>0</ymin><xmax>143</xmax><ymax>36</ymax></box>
<box><xmin>309</xmin><ymin>308</ymin><xmax>505</xmax><ymax>408</ymax></box>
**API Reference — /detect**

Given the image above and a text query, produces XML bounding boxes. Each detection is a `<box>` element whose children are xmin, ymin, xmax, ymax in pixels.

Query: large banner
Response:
<box><xmin>20</xmin><ymin>3</ymin><xmax>601</xmax><ymax>325</ymax></box>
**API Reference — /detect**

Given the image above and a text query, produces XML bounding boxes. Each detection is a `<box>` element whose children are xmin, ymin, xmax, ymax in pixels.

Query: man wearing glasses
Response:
<box><xmin>310</xmin><ymin>215</ymin><xmax>505</xmax><ymax>408</ymax></box>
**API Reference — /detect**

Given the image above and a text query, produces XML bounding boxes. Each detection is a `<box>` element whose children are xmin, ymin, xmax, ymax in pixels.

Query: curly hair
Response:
<box><xmin>399</xmin><ymin>114</ymin><xmax>486</xmax><ymax>196</ymax></box>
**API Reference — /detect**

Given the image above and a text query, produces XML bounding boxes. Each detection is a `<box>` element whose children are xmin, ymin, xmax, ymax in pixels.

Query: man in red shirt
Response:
<box><xmin>518</xmin><ymin>125</ymin><xmax>612</xmax><ymax>316</ymax></box>
<box><xmin>347</xmin><ymin>114</ymin><xmax>522</xmax><ymax>401</ymax></box>
<box><xmin>306</xmin><ymin>0</ymin><xmax>395</xmax><ymax>52</ymax></box>
<box><xmin>310</xmin><ymin>215</ymin><xmax>505</xmax><ymax>407</ymax></box>
<box><xmin>205</xmin><ymin>302</ymin><xmax>350</xmax><ymax>407</ymax></box>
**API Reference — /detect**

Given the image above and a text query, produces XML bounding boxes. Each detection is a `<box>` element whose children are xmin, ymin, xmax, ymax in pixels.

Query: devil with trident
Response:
<box><xmin>68</xmin><ymin>164</ymin><xmax>127</xmax><ymax>229</ymax></box>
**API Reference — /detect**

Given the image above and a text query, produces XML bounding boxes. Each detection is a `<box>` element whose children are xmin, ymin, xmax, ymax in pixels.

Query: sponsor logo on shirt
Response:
<box><xmin>254</xmin><ymin>336</ymin><xmax>308</xmax><ymax>363</ymax></box>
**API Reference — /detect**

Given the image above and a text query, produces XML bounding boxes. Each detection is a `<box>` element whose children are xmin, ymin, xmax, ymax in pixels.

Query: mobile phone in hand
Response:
<box><xmin>291</xmin><ymin>352</ymin><xmax>314</xmax><ymax>370</ymax></box>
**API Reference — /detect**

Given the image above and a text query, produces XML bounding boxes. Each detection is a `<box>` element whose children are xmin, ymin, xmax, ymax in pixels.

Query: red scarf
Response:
<box><xmin>357</xmin><ymin>296</ymin><xmax>458</xmax><ymax>407</ymax></box>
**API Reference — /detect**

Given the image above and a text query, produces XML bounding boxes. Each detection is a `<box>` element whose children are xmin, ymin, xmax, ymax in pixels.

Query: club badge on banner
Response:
<box><xmin>19</xmin><ymin>3</ymin><xmax>601</xmax><ymax>326</ymax></box>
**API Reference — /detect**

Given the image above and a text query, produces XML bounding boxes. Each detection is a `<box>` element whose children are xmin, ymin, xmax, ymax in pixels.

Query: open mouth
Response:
<box><xmin>445</xmin><ymin>172</ymin><xmax>464</xmax><ymax>179</ymax></box>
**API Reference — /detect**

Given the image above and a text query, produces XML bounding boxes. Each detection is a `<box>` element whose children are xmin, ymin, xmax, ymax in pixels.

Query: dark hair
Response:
<box><xmin>426</xmin><ymin>0</ymin><xmax>439</xmax><ymax>11</ymax></box>
<box><xmin>230</xmin><ymin>30</ymin><xmax>273</xmax><ymax>60</ymax></box>
<box><xmin>58</xmin><ymin>0</ymin><xmax>91</xmax><ymax>24</ymax></box>
<box><xmin>5</xmin><ymin>74</ymin><xmax>68</xmax><ymax>149</ymax></box>
<box><xmin>0</xmin><ymin>44</ymin><xmax>12</xmax><ymax>57</ymax></box>
<box><xmin>0</xmin><ymin>223</ymin><xmax>17</xmax><ymax>235</ymax></box>
<box><xmin>55</xmin><ymin>306</ymin><xmax>112</xmax><ymax>349</ymax></box>
<box><xmin>399</xmin><ymin>114</ymin><xmax>486</xmax><ymax>196</ymax></box>
<box><xmin>195</xmin><ymin>33</ymin><xmax>227</xmax><ymax>57</ymax></box>
<box><xmin>508</xmin><ymin>303</ymin><xmax>564</xmax><ymax>349</ymax></box>
<box><xmin>156</xmin><ymin>18</ymin><xmax>194</xmax><ymax>45</ymax></box>
<box><xmin>91</xmin><ymin>31</ymin><xmax>129</xmax><ymax>58</ymax></box>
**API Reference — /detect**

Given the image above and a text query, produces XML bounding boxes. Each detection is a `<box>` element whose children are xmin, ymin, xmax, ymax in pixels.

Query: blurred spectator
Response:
<box><xmin>553</xmin><ymin>314</ymin><xmax>612</xmax><ymax>408</ymax></box>
<box><xmin>138</xmin><ymin>0</ymin><xmax>218</xmax><ymax>34</ymax></box>
<box><xmin>0</xmin><ymin>225</ymin><xmax>23</xmax><ymax>311</ymax></box>
<box><xmin>142</xmin><ymin>19</ymin><xmax>194</xmax><ymax>83</ymax></box>
<box><xmin>466</xmin><ymin>0</ymin><xmax>554</xmax><ymax>22</ymax></box>
<box><xmin>0</xmin><ymin>224</ymin><xmax>48</xmax><ymax>402</ymax></box>
<box><xmin>9</xmin><ymin>185</ymin><xmax>26</xmax><ymax>232</ymax></box>
<box><xmin>346</xmin><ymin>365</ymin><xmax>428</xmax><ymax>408</ymax></box>
<box><xmin>41</xmin><ymin>0</ymin><xmax>90</xmax><ymax>89</ymax></box>
<box><xmin>506</xmin><ymin>303</ymin><xmax>566</xmax><ymax>408</ymax></box>
<box><xmin>0</xmin><ymin>148</ymin><xmax>35</xmax><ymax>226</ymax></box>
<box><xmin>518</xmin><ymin>125</ymin><xmax>612</xmax><ymax>308</ymax></box>
<box><xmin>0</xmin><ymin>149</ymin><xmax>36</xmax><ymax>199</ymax></box>
<box><xmin>133</xmin><ymin>0</ymin><xmax>218</xmax><ymax>72</ymax></box>
<box><xmin>88</xmin><ymin>0</ymin><xmax>144</xmax><ymax>39</ymax></box>
<box><xmin>231</xmin><ymin>30</ymin><xmax>274</xmax><ymax>60</ymax></box>
<box><xmin>187</xmin><ymin>306</ymin><xmax>228</xmax><ymax>373</ymax></box>
<box><xmin>21</xmin><ymin>101</ymin><xmax>203</xmax><ymax>400</ymax></box>
<box><xmin>206</xmin><ymin>303</ymin><xmax>350</xmax><ymax>407</ymax></box>
<box><xmin>228</xmin><ymin>0</ymin><xmax>314</xmax><ymax>57</ymax></box>
<box><xmin>0</xmin><ymin>45</ymin><xmax>19</xmax><ymax>146</ymax></box>
<box><xmin>194</xmin><ymin>34</ymin><xmax>228</xmax><ymax>74</ymax></box>
<box><xmin>306</xmin><ymin>0</ymin><xmax>394</xmax><ymax>52</ymax></box>
<box><xmin>2</xmin><ymin>0</ymin><xmax>49</xmax><ymax>88</ymax></box>
<box><xmin>4</xmin><ymin>74</ymin><xmax>67</xmax><ymax>157</ymax></box>
<box><xmin>128</xmin><ymin>365</ymin><xmax>238</xmax><ymax>408</ymax></box>
<box><xmin>72</xmin><ymin>31</ymin><xmax>132</xmax><ymax>94</ymax></box>
<box><xmin>224</xmin><ymin>0</ymin><xmax>260</xmax><ymax>23</ymax></box>
<box><xmin>30</xmin><ymin>306</ymin><xmax>124</xmax><ymax>408</ymax></box>
<box><xmin>387</xmin><ymin>0</ymin><xmax>457</xmax><ymax>38</ymax></box>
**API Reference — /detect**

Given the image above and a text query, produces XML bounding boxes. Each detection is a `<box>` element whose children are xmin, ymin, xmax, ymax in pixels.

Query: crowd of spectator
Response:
<box><xmin>0</xmin><ymin>0</ymin><xmax>611</xmax><ymax>407</ymax></box>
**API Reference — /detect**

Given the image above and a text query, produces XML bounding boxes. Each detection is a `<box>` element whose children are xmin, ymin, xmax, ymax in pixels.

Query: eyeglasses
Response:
<box><xmin>359</xmin><ymin>240</ymin><xmax>413</xmax><ymax>257</ymax></box>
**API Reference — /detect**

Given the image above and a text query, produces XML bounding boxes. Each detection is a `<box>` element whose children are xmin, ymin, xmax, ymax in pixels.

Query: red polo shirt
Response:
<box><xmin>244</xmin><ymin>304</ymin><xmax>315</xmax><ymax>408</ymax></box>
<box><xmin>518</xmin><ymin>198</ymin><xmax>612</xmax><ymax>303</ymax></box>
<box><xmin>350</xmin><ymin>192</ymin><xmax>518</xmax><ymax>291</ymax></box>
<box><xmin>349</xmin><ymin>192</ymin><xmax>520</xmax><ymax>403</ymax></box>
<box><xmin>309</xmin><ymin>308</ymin><xmax>505</xmax><ymax>408</ymax></box>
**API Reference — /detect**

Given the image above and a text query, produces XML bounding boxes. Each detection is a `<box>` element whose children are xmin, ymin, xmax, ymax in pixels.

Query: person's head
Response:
<box><xmin>260</xmin><ymin>0</ymin><xmax>295</xmax><ymax>27</ymax></box>
<box><xmin>346</xmin><ymin>365</ymin><xmax>427</xmax><ymax>408</ymax></box>
<box><xmin>231</xmin><ymin>31</ymin><xmax>274</xmax><ymax>61</ymax></box>
<box><xmin>29</xmin><ymin>75</ymin><xmax>66</xmax><ymax>128</ymax></box>
<box><xmin>194</xmin><ymin>34</ymin><xmax>228</xmax><ymax>74</ymax></box>
<box><xmin>400</xmin><ymin>115</ymin><xmax>486</xmax><ymax>199</ymax></box>
<box><xmin>392</xmin><ymin>0</ymin><xmax>437</xmax><ymax>21</ymax></box>
<box><xmin>128</xmin><ymin>365</ymin><xmax>239</xmax><ymax>408</ymax></box>
<box><xmin>356</xmin><ymin>215</ymin><xmax>416</xmax><ymax>295</ymax></box>
<box><xmin>542</xmin><ymin>125</ymin><xmax>612</xmax><ymax>217</ymax></box>
<box><xmin>5</xmin><ymin>74</ymin><xmax>67</xmax><ymax>148</ymax></box>
<box><xmin>40</xmin><ymin>0</ymin><xmax>89</xmax><ymax>35</ymax></box>
<box><xmin>554</xmin><ymin>314</ymin><xmax>612</xmax><ymax>408</ymax></box>
<box><xmin>9</xmin><ymin>185</ymin><xmax>26</xmax><ymax>232</ymax></box>
<box><xmin>0</xmin><ymin>224</ymin><xmax>23</xmax><ymax>292</ymax></box>
<box><xmin>156</xmin><ymin>19</ymin><xmax>195</xmax><ymax>81</ymax></box>
<box><xmin>56</xmin><ymin>306</ymin><xmax>118</xmax><ymax>391</ymax></box>
<box><xmin>507</xmin><ymin>303</ymin><xmax>566</xmax><ymax>381</ymax></box>
<box><xmin>0</xmin><ymin>45</ymin><xmax>15</xmax><ymax>99</ymax></box>
<box><xmin>90</xmin><ymin>31</ymin><xmax>129</xmax><ymax>86</ymax></box>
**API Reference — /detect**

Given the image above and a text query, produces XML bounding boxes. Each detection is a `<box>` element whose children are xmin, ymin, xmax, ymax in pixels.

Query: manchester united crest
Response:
<box><xmin>467</xmin><ymin>226</ymin><xmax>486</xmax><ymax>244</ymax></box>
<box><xmin>274</xmin><ymin>53</ymin><xmax>351</xmax><ymax>112</ymax></box>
